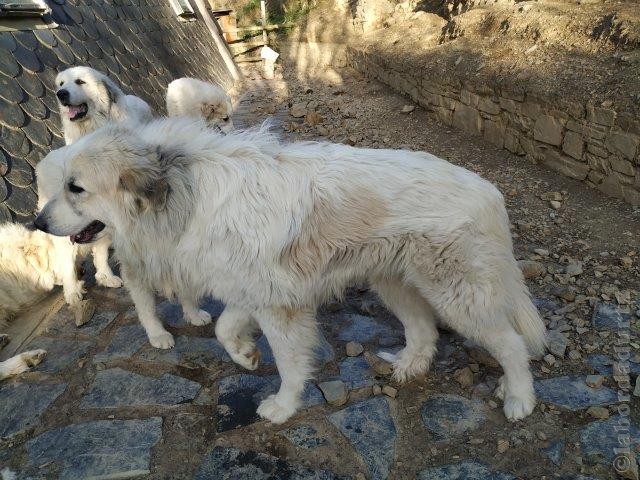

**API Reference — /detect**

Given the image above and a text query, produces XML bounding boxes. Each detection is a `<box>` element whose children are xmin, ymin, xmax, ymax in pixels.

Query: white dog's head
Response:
<box><xmin>201</xmin><ymin>98</ymin><xmax>234</xmax><ymax>133</ymax></box>
<box><xmin>55</xmin><ymin>66</ymin><xmax>123</xmax><ymax>124</ymax></box>
<box><xmin>34</xmin><ymin>124</ymin><xmax>172</xmax><ymax>243</ymax></box>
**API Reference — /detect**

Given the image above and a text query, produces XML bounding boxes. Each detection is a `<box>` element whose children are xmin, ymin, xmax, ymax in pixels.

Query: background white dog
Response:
<box><xmin>166</xmin><ymin>77</ymin><xmax>234</xmax><ymax>133</ymax></box>
<box><xmin>34</xmin><ymin>118</ymin><xmax>546</xmax><ymax>425</ymax></box>
<box><xmin>37</xmin><ymin>66</ymin><xmax>155</xmax><ymax>305</ymax></box>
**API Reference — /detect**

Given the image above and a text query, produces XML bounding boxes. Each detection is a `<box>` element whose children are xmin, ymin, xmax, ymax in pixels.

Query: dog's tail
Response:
<box><xmin>510</xmin><ymin>284</ymin><xmax>547</xmax><ymax>357</ymax></box>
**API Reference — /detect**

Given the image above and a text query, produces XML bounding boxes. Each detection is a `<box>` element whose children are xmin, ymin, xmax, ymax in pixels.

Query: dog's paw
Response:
<box><xmin>185</xmin><ymin>309</ymin><xmax>212</xmax><ymax>326</ymax></box>
<box><xmin>0</xmin><ymin>334</ymin><xmax>10</xmax><ymax>350</ymax></box>
<box><xmin>391</xmin><ymin>349</ymin><xmax>432</xmax><ymax>384</ymax></box>
<box><xmin>64</xmin><ymin>281</ymin><xmax>85</xmax><ymax>306</ymax></box>
<box><xmin>231</xmin><ymin>348</ymin><xmax>261</xmax><ymax>371</ymax></box>
<box><xmin>149</xmin><ymin>331</ymin><xmax>175</xmax><ymax>349</ymax></box>
<box><xmin>503</xmin><ymin>393</ymin><xmax>536</xmax><ymax>421</ymax></box>
<box><xmin>22</xmin><ymin>349</ymin><xmax>47</xmax><ymax>368</ymax></box>
<box><xmin>257</xmin><ymin>394</ymin><xmax>297</xmax><ymax>424</ymax></box>
<box><xmin>95</xmin><ymin>272</ymin><xmax>123</xmax><ymax>288</ymax></box>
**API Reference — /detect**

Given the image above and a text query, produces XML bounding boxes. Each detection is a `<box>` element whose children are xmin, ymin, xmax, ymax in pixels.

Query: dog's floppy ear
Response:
<box><xmin>119</xmin><ymin>161</ymin><xmax>169</xmax><ymax>212</ymax></box>
<box><xmin>200</xmin><ymin>103</ymin><xmax>216</xmax><ymax>120</ymax></box>
<box><xmin>99</xmin><ymin>77</ymin><xmax>123</xmax><ymax>107</ymax></box>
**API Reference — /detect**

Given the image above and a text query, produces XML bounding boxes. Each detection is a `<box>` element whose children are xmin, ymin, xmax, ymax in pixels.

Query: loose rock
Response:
<box><xmin>518</xmin><ymin>260</ymin><xmax>546</xmax><ymax>279</ymax></box>
<box><xmin>586</xmin><ymin>375</ymin><xmax>604</xmax><ymax>389</ymax></box>
<box><xmin>382</xmin><ymin>385</ymin><xmax>398</xmax><ymax>398</ymax></box>
<box><xmin>547</xmin><ymin>330</ymin><xmax>568</xmax><ymax>357</ymax></box>
<box><xmin>318</xmin><ymin>380</ymin><xmax>348</xmax><ymax>406</ymax></box>
<box><xmin>454</xmin><ymin>367</ymin><xmax>474</xmax><ymax>387</ymax></box>
<box><xmin>346</xmin><ymin>342</ymin><xmax>364</xmax><ymax>357</ymax></box>
<box><xmin>586</xmin><ymin>406</ymin><xmax>609</xmax><ymax>419</ymax></box>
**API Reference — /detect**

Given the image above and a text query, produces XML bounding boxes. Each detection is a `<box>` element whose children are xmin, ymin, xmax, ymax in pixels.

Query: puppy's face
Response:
<box><xmin>201</xmin><ymin>101</ymin><xmax>234</xmax><ymax>133</ymax></box>
<box><xmin>55</xmin><ymin>67</ymin><xmax>118</xmax><ymax>124</ymax></box>
<box><xmin>35</xmin><ymin>127</ymin><xmax>167</xmax><ymax>243</ymax></box>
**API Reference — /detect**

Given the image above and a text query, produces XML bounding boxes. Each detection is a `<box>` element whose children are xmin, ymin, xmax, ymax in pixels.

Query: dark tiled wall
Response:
<box><xmin>0</xmin><ymin>0</ymin><xmax>235</xmax><ymax>222</ymax></box>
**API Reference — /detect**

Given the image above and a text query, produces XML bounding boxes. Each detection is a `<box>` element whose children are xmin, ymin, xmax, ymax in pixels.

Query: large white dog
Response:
<box><xmin>166</xmin><ymin>77</ymin><xmax>234</xmax><ymax>133</ymax></box>
<box><xmin>34</xmin><ymin>118</ymin><xmax>547</xmax><ymax>424</ymax></box>
<box><xmin>37</xmin><ymin>66</ymin><xmax>154</xmax><ymax>305</ymax></box>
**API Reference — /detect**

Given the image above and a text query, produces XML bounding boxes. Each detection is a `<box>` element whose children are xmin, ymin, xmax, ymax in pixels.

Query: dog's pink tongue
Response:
<box><xmin>66</xmin><ymin>106</ymin><xmax>81</xmax><ymax>118</ymax></box>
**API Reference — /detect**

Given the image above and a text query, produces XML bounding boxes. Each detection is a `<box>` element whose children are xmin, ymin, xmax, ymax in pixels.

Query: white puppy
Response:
<box><xmin>35</xmin><ymin>118</ymin><xmax>547</xmax><ymax>424</ymax></box>
<box><xmin>0</xmin><ymin>223</ymin><xmax>54</xmax><ymax>380</ymax></box>
<box><xmin>166</xmin><ymin>77</ymin><xmax>234</xmax><ymax>133</ymax></box>
<box><xmin>39</xmin><ymin>66</ymin><xmax>155</xmax><ymax>304</ymax></box>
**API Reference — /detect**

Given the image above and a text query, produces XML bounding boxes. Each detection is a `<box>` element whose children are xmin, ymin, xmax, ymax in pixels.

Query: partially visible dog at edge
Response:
<box><xmin>34</xmin><ymin>117</ymin><xmax>547</xmax><ymax>424</ymax></box>
<box><xmin>166</xmin><ymin>77</ymin><xmax>234</xmax><ymax>133</ymax></box>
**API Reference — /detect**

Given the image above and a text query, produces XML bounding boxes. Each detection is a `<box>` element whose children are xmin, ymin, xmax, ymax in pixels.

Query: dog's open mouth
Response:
<box><xmin>70</xmin><ymin>220</ymin><xmax>105</xmax><ymax>244</ymax></box>
<box><xmin>64</xmin><ymin>103</ymin><xmax>88</xmax><ymax>121</ymax></box>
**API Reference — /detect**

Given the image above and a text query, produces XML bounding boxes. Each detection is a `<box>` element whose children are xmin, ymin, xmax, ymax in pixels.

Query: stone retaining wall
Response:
<box><xmin>280</xmin><ymin>41</ymin><xmax>640</xmax><ymax>205</ymax></box>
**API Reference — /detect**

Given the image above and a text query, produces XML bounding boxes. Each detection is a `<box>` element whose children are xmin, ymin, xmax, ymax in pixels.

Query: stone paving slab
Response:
<box><xmin>328</xmin><ymin>396</ymin><xmax>396</xmax><ymax>480</ymax></box>
<box><xmin>80</xmin><ymin>368</ymin><xmax>201</xmax><ymax>409</ymax></box>
<box><xmin>138</xmin><ymin>335</ymin><xmax>231</xmax><ymax>366</ymax></box>
<box><xmin>591</xmin><ymin>302</ymin><xmax>636</xmax><ymax>331</ymax></box>
<box><xmin>417</xmin><ymin>460</ymin><xmax>517</xmax><ymax>479</ymax></box>
<box><xmin>579</xmin><ymin>416</ymin><xmax>640</xmax><ymax>465</ymax></box>
<box><xmin>94</xmin><ymin>323</ymin><xmax>148</xmax><ymax>363</ymax></box>
<box><xmin>217</xmin><ymin>374</ymin><xmax>324</xmax><ymax>432</ymax></box>
<box><xmin>195</xmin><ymin>446</ymin><xmax>349</xmax><ymax>479</ymax></box>
<box><xmin>585</xmin><ymin>353</ymin><xmax>640</xmax><ymax>376</ymax></box>
<box><xmin>0</xmin><ymin>382</ymin><xmax>66</xmax><ymax>437</ymax></box>
<box><xmin>23</xmin><ymin>337</ymin><xmax>94</xmax><ymax>374</ymax></box>
<box><xmin>338</xmin><ymin>356</ymin><xmax>375</xmax><ymax>389</ymax></box>
<box><xmin>25</xmin><ymin>418</ymin><xmax>162</xmax><ymax>480</ymax></box>
<box><xmin>421</xmin><ymin>394</ymin><xmax>487</xmax><ymax>441</ymax></box>
<box><xmin>280</xmin><ymin>424</ymin><xmax>329</xmax><ymax>450</ymax></box>
<box><xmin>45</xmin><ymin>307</ymin><xmax>119</xmax><ymax>337</ymax></box>
<box><xmin>542</xmin><ymin>440</ymin><xmax>565</xmax><ymax>467</ymax></box>
<box><xmin>534</xmin><ymin>376</ymin><xmax>618</xmax><ymax>410</ymax></box>
<box><xmin>337</xmin><ymin>314</ymin><xmax>399</xmax><ymax>343</ymax></box>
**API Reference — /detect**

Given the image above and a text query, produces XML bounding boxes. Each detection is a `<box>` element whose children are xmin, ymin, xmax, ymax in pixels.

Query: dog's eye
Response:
<box><xmin>75</xmin><ymin>79</ymin><xmax>85</xmax><ymax>85</ymax></box>
<box><xmin>68</xmin><ymin>182</ymin><xmax>85</xmax><ymax>194</ymax></box>
<box><xmin>222</xmin><ymin>116</ymin><xmax>229</xmax><ymax>122</ymax></box>
<box><xmin>59</xmin><ymin>81</ymin><xmax>64</xmax><ymax>86</ymax></box>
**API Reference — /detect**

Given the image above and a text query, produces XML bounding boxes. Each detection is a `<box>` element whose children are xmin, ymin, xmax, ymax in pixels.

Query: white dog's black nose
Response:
<box><xmin>56</xmin><ymin>89</ymin><xmax>69</xmax><ymax>103</ymax></box>
<box><xmin>33</xmin><ymin>215</ymin><xmax>49</xmax><ymax>233</ymax></box>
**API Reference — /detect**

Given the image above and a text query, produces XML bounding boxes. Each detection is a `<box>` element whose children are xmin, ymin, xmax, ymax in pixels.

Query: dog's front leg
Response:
<box><xmin>215</xmin><ymin>305</ymin><xmax>259</xmax><ymax>370</ymax></box>
<box><xmin>254</xmin><ymin>307</ymin><xmax>319</xmax><ymax>424</ymax></box>
<box><xmin>122</xmin><ymin>269</ymin><xmax>174</xmax><ymax>349</ymax></box>
<box><xmin>51</xmin><ymin>236</ymin><xmax>84</xmax><ymax>306</ymax></box>
<box><xmin>92</xmin><ymin>236</ymin><xmax>123</xmax><ymax>288</ymax></box>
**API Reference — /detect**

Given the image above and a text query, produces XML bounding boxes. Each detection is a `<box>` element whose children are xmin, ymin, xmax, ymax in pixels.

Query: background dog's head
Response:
<box><xmin>201</xmin><ymin>98</ymin><xmax>234</xmax><ymax>133</ymax></box>
<box><xmin>34</xmin><ymin>124</ymin><xmax>170</xmax><ymax>243</ymax></box>
<box><xmin>55</xmin><ymin>67</ymin><xmax>124</xmax><ymax>124</ymax></box>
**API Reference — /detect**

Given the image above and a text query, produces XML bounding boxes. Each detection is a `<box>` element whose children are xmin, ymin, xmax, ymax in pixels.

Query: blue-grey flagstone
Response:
<box><xmin>217</xmin><ymin>374</ymin><xmax>324</xmax><ymax>432</ymax></box>
<box><xmin>280</xmin><ymin>424</ymin><xmax>328</xmax><ymax>449</ymax></box>
<box><xmin>24</xmin><ymin>337</ymin><xmax>94</xmax><ymax>373</ymax></box>
<box><xmin>579</xmin><ymin>416</ymin><xmax>640</xmax><ymax>465</ymax></box>
<box><xmin>94</xmin><ymin>323</ymin><xmax>148</xmax><ymax>363</ymax></box>
<box><xmin>195</xmin><ymin>446</ymin><xmax>348</xmax><ymax>479</ymax></box>
<box><xmin>585</xmin><ymin>353</ymin><xmax>640</xmax><ymax>376</ymax></box>
<box><xmin>337</xmin><ymin>314</ymin><xmax>398</xmax><ymax>343</ymax></box>
<box><xmin>0</xmin><ymin>382</ymin><xmax>66</xmax><ymax>437</ymax></box>
<box><xmin>421</xmin><ymin>394</ymin><xmax>486</xmax><ymax>441</ymax></box>
<box><xmin>542</xmin><ymin>440</ymin><xmax>565</xmax><ymax>466</ymax></box>
<box><xmin>46</xmin><ymin>307</ymin><xmax>118</xmax><ymax>336</ymax></box>
<box><xmin>338</xmin><ymin>356</ymin><xmax>375</xmax><ymax>389</ymax></box>
<box><xmin>591</xmin><ymin>302</ymin><xmax>635</xmax><ymax>331</ymax></box>
<box><xmin>138</xmin><ymin>335</ymin><xmax>231</xmax><ymax>366</ymax></box>
<box><xmin>257</xmin><ymin>332</ymin><xmax>334</xmax><ymax>365</ymax></box>
<box><xmin>417</xmin><ymin>460</ymin><xmax>517</xmax><ymax>480</ymax></box>
<box><xmin>328</xmin><ymin>396</ymin><xmax>396</xmax><ymax>480</ymax></box>
<box><xmin>535</xmin><ymin>376</ymin><xmax>617</xmax><ymax>410</ymax></box>
<box><xmin>26</xmin><ymin>418</ymin><xmax>162</xmax><ymax>480</ymax></box>
<box><xmin>80</xmin><ymin>368</ymin><xmax>201</xmax><ymax>408</ymax></box>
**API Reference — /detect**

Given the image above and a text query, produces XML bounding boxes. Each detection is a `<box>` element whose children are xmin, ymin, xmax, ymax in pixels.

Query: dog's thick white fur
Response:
<box><xmin>35</xmin><ymin>118</ymin><xmax>547</xmax><ymax>423</ymax></box>
<box><xmin>166</xmin><ymin>77</ymin><xmax>234</xmax><ymax>133</ymax></box>
<box><xmin>0</xmin><ymin>223</ymin><xmax>53</xmax><ymax>380</ymax></box>
<box><xmin>40</xmin><ymin>66</ymin><xmax>155</xmax><ymax>304</ymax></box>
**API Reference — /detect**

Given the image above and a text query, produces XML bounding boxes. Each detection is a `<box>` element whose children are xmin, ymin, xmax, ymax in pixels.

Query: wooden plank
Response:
<box><xmin>224</xmin><ymin>22</ymin><xmax>295</xmax><ymax>33</ymax></box>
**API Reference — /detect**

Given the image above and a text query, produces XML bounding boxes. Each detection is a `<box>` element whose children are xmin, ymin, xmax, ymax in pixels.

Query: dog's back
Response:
<box><xmin>166</xmin><ymin>77</ymin><xmax>233</xmax><ymax>132</ymax></box>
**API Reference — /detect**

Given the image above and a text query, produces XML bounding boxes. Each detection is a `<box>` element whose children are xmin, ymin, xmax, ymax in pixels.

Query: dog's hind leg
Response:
<box><xmin>0</xmin><ymin>349</ymin><xmax>47</xmax><ymax>381</ymax></box>
<box><xmin>92</xmin><ymin>236</ymin><xmax>123</xmax><ymax>288</ymax></box>
<box><xmin>215</xmin><ymin>306</ymin><xmax>259</xmax><ymax>370</ymax></box>
<box><xmin>372</xmin><ymin>277</ymin><xmax>439</xmax><ymax>383</ymax></box>
<box><xmin>254</xmin><ymin>307</ymin><xmax>318</xmax><ymax>424</ymax></box>
<box><xmin>123</xmin><ymin>268</ymin><xmax>174</xmax><ymax>349</ymax></box>
<box><xmin>179</xmin><ymin>296</ymin><xmax>212</xmax><ymax>326</ymax></box>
